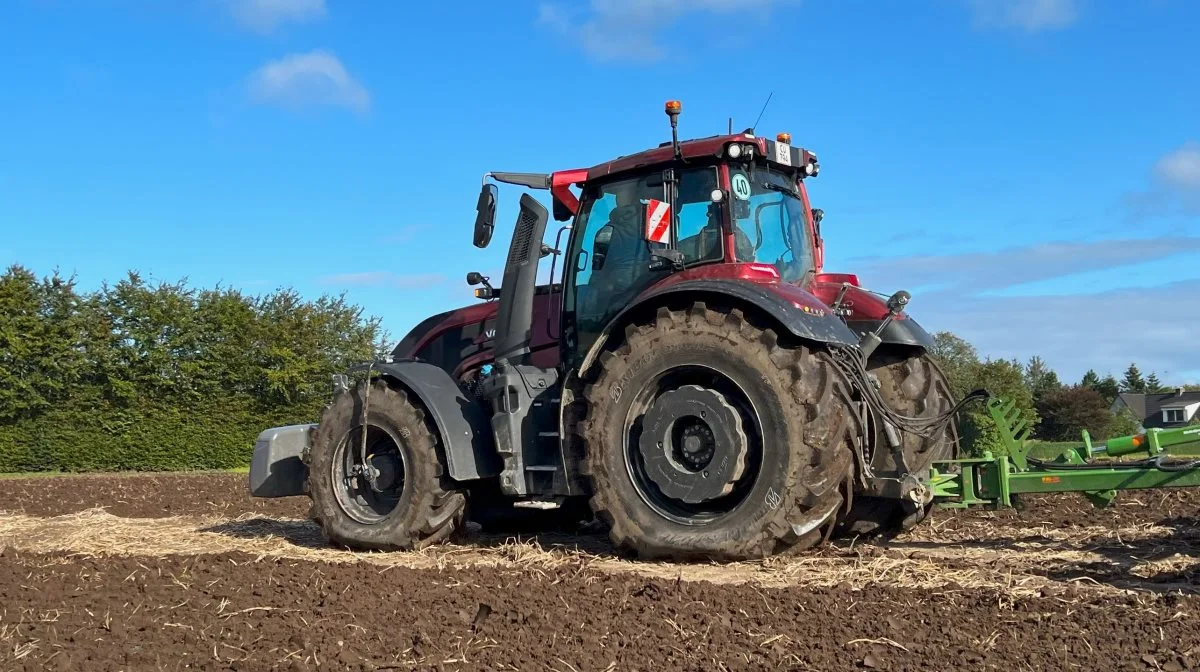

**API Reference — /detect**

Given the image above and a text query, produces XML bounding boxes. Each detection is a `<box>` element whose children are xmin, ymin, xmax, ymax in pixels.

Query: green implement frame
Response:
<box><xmin>929</xmin><ymin>397</ymin><xmax>1200</xmax><ymax>510</ymax></box>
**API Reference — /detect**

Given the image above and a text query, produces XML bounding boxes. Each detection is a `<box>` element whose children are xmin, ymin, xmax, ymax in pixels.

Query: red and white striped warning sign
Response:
<box><xmin>643</xmin><ymin>199</ymin><xmax>671</xmax><ymax>244</ymax></box>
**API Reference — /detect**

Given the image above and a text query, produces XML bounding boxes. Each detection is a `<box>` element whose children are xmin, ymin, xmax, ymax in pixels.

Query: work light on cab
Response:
<box><xmin>724</xmin><ymin>141</ymin><xmax>755</xmax><ymax>161</ymax></box>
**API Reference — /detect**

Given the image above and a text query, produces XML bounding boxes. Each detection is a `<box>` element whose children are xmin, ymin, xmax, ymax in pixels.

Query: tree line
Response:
<box><xmin>0</xmin><ymin>264</ymin><xmax>1191</xmax><ymax>471</ymax></box>
<box><xmin>0</xmin><ymin>265</ymin><xmax>384</xmax><ymax>471</ymax></box>
<box><xmin>931</xmin><ymin>331</ymin><xmax>1196</xmax><ymax>455</ymax></box>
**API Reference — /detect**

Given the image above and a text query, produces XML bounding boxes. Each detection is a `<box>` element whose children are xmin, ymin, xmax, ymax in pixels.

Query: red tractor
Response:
<box><xmin>250</xmin><ymin>102</ymin><xmax>958</xmax><ymax>561</ymax></box>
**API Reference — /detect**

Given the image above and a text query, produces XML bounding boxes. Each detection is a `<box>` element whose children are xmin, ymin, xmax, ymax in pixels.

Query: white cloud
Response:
<box><xmin>852</xmin><ymin>236</ymin><xmax>1200</xmax><ymax>294</ymax></box>
<box><xmin>228</xmin><ymin>0</ymin><xmax>326</xmax><ymax>33</ymax></box>
<box><xmin>917</xmin><ymin>280</ymin><xmax>1200</xmax><ymax>385</ymax></box>
<box><xmin>1154</xmin><ymin>142</ymin><xmax>1200</xmax><ymax>192</ymax></box>
<box><xmin>538</xmin><ymin>0</ymin><xmax>790</xmax><ymax>62</ymax></box>
<box><xmin>965</xmin><ymin>0</ymin><xmax>1078</xmax><ymax>32</ymax></box>
<box><xmin>848</xmin><ymin>235</ymin><xmax>1200</xmax><ymax>384</ymax></box>
<box><xmin>1125</xmin><ymin>142</ymin><xmax>1200</xmax><ymax>218</ymax></box>
<box><xmin>320</xmin><ymin>272</ymin><xmax>445</xmax><ymax>289</ymax></box>
<box><xmin>247</xmin><ymin>50</ymin><xmax>370</xmax><ymax>113</ymax></box>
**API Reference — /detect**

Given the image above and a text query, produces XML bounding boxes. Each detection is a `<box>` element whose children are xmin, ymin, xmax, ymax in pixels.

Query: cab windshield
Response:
<box><xmin>728</xmin><ymin>164</ymin><xmax>814</xmax><ymax>283</ymax></box>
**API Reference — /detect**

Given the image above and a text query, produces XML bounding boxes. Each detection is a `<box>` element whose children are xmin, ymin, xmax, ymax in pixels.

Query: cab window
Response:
<box><xmin>728</xmin><ymin>166</ymin><xmax>815</xmax><ymax>282</ymax></box>
<box><xmin>675</xmin><ymin>167</ymin><xmax>722</xmax><ymax>265</ymax></box>
<box><xmin>562</xmin><ymin>173</ymin><xmax>664</xmax><ymax>358</ymax></box>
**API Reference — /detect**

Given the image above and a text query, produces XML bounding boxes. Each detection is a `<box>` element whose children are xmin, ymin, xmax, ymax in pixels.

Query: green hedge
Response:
<box><xmin>0</xmin><ymin>399</ymin><xmax>323</xmax><ymax>473</ymax></box>
<box><xmin>0</xmin><ymin>265</ymin><xmax>381</xmax><ymax>473</ymax></box>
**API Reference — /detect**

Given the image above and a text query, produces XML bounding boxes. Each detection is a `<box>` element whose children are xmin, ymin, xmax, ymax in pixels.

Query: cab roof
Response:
<box><xmin>584</xmin><ymin>132</ymin><xmax>819</xmax><ymax>182</ymax></box>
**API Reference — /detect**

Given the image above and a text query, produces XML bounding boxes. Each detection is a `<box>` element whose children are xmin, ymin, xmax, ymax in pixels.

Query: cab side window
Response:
<box><xmin>675</xmin><ymin>167</ymin><xmax>722</xmax><ymax>265</ymax></box>
<box><xmin>564</xmin><ymin>174</ymin><xmax>664</xmax><ymax>358</ymax></box>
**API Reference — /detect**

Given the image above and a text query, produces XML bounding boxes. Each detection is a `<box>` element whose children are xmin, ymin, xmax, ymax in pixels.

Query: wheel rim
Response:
<box><xmin>330</xmin><ymin>424</ymin><xmax>407</xmax><ymax>525</ymax></box>
<box><xmin>622</xmin><ymin>365</ymin><xmax>763</xmax><ymax>526</ymax></box>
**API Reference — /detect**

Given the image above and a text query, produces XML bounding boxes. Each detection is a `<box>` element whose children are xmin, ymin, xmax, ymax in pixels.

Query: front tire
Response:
<box><xmin>577</xmin><ymin>303</ymin><xmax>858</xmax><ymax>562</ymax></box>
<box><xmin>307</xmin><ymin>380</ymin><xmax>466</xmax><ymax>550</ymax></box>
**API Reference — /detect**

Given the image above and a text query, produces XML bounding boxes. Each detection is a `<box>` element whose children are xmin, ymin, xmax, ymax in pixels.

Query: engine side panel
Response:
<box><xmin>394</xmin><ymin>288</ymin><xmax>562</xmax><ymax>381</ymax></box>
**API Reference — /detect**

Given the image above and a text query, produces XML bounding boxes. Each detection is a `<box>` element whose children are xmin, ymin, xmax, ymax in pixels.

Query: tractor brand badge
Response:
<box><xmin>644</xmin><ymin>199</ymin><xmax>671</xmax><ymax>244</ymax></box>
<box><xmin>731</xmin><ymin>173</ymin><xmax>752</xmax><ymax>200</ymax></box>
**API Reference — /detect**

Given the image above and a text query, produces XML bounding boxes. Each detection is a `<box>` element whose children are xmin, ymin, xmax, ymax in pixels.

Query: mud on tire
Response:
<box><xmin>307</xmin><ymin>380</ymin><xmax>466</xmax><ymax>551</ymax></box>
<box><xmin>837</xmin><ymin>352</ymin><xmax>958</xmax><ymax>537</ymax></box>
<box><xmin>577</xmin><ymin>303</ymin><xmax>859</xmax><ymax>562</ymax></box>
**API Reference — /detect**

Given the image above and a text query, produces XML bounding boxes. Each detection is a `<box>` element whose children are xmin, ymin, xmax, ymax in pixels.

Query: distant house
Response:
<box><xmin>1111</xmin><ymin>389</ymin><xmax>1200</xmax><ymax>430</ymax></box>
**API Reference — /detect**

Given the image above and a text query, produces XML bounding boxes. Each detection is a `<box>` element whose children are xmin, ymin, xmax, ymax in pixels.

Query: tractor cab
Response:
<box><xmin>469</xmin><ymin>102</ymin><xmax>829</xmax><ymax>369</ymax></box>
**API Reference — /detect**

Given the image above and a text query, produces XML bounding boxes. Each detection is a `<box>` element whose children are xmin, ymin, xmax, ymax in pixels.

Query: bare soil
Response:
<box><xmin>1</xmin><ymin>472</ymin><xmax>1199</xmax><ymax>671</ymax></box>
<box><xmin>0</xmin><ymin>472</ymin><xmax>309</xmax><ymax>519</ymax></box>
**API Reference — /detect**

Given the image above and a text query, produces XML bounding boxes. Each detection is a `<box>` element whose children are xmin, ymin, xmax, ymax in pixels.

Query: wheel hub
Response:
<box><xmin>638</xmin><ymin>385</ymin><xmax>747</xmax><ymax>504</ymax></box>
<box><xmin>368</xmin><ymin>452</ymin><xmax>402</xmax><ymax>492</ymax></box>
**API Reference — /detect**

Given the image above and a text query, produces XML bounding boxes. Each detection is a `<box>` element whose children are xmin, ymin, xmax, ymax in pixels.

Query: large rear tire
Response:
<box><xmin>837</xmin><ymin>352</ymin><xmax>958</xmax><ymax>537</ymax></box>
<box><xmin>576</xmin><ymin>303</ymin><xmax>858</xmax><ymax>562</ymax></box>
<box><xmin>307</xmin><ymin>380</ymin><xmax>466</xmax><ymax>550</ymax></box>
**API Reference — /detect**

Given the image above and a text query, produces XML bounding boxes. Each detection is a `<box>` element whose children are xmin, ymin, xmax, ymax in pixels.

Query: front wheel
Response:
<box><xmin>577</xmin><ymin>303</ymin><xmax>859</xmax><ymax>562</ymax></box>
<box><xmin>307</xmin><ymin>380</ymin><xmax>466</xmax><ymax>550</ymax></box>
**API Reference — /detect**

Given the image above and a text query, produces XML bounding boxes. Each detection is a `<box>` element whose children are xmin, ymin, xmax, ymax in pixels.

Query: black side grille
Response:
<box><xmin>508</xmin><ymin>210</ymin><xmax>537</xmax><ymax>266</ymax></box>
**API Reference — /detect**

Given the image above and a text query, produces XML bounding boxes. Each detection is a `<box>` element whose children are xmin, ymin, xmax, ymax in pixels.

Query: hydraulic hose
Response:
<box><xmin>829</xmin><ymin>344</ymin><xmax>987</xmax><ymax>440</ymax></box>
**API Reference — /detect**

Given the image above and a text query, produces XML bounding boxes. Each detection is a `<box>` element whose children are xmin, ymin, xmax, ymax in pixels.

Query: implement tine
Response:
<box><xmin>1011</xmin><ymin>419</ymin><xmax>1028</xmax><ymax>437</ymax></box>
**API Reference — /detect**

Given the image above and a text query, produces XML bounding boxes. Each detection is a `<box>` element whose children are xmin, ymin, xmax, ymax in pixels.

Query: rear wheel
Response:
<box><xmin>307</xmin><ymin>380</ymin><xmax>466</xmax><ymax>550</ymax></box>
<box><xmin>837</xmin><ymin>352</ymin><xmax>958</xmax><ymax>537</ymax></box>
<box><xmin>577</xmin><ymin>303</ymin><xmax>858</xmax><ymax>561</ymax></box>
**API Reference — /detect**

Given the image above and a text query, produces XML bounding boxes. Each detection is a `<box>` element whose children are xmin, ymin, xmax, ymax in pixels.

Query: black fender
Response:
<box><xmin>579</xmin><ymin>279</ymin><xmax>860</xmax><ymax>375</ymax></box>
<box><xmin>355</xmin><ymin>360</ymin><xmax>501</xmax><ymax>481</ymax></box>
<box><xmin>845</xmin><ymin>316</ymin><xmax>935</xmax><ymax>351</ymax></box>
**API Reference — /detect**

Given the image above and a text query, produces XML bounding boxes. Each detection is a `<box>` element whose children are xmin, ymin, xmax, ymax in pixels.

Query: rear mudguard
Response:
<box><xmin>578</xmin><ymin>278</ymin><xmax>860</xmax><ymax>375</ymax></box>
<box><xmin>845</xmin><ymin>317</ymin><xmax>935</xmax><ymax>351</ymax></box>
<box><xmin>363</xmin><ymin>360</ymin><xmax>501</xmax><ymax>481</ymax></box>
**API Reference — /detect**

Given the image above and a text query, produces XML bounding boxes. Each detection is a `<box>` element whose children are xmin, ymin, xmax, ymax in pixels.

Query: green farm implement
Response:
<box><xmin>931</xmin><ymin>397</ymin><xmax>1200</xmax><ymax>511</ymax></box>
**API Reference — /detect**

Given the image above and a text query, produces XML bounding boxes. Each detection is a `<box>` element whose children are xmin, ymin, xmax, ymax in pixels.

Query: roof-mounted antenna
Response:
<box><xmin>728</xmin><ymin>117</ymin><xmax>733</xmax><ymax>134</ymax></box>
<box><xmin>750</xmin><ymin>92</ymin><xmax>774</xmax><ymax>135</ymax></box>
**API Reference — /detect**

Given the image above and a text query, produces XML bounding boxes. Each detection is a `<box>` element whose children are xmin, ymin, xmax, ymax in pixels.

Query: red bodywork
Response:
<box><xmin>396</xmin><ymin>133</ymin><xmax>895</xmax><ymax>377</ymax></box>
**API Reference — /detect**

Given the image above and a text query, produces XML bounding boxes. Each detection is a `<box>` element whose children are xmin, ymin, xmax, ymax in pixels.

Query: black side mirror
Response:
<box><xmin>473</xmin><ymin>183</ymin><xmax>498</xmax><ymax>248</ymax></box>
<box><xmin>466</xmin><ymin>272</ymin><xmax>484</xmax><ymax>285</ymax></box>
<box><xmin>812</xmin><ymin>208</ymin><xmax>824</xmax><ymax>225</ymax></box>
<box><xmin>592</xmin><ymin>224</ymin><xmax>613</xmax><ymax>271</ymax></box>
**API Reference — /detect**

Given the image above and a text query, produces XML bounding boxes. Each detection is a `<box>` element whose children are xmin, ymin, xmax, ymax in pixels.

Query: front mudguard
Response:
<box><xmin>362</xmin><ymin>360</ymin><xmax>502</xmax><ymax>481</ymax></box>
<box><xmin>248</xmin><ymin>360</ymin><xmax>502</xmax><ymax>499</ymax></box>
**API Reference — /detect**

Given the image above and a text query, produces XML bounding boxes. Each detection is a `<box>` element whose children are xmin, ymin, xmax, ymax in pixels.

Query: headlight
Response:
<box><xmin>727</xmin><ymin>144</ymin><xmax>742</xmax><ymax>159</ymax></box>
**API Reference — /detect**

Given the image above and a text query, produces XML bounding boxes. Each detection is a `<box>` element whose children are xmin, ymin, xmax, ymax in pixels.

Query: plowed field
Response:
<box><xmin>2</xmin><ymin>472</ymin><xmax>1199</xmax><ymax>671</ymax></box>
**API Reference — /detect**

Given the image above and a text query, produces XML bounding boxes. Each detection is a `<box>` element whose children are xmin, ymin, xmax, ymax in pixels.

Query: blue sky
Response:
<box><xmin>2</xmin><ymin>0</ymin><xmax>1198</xmax><ymax>384</ymax></box>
